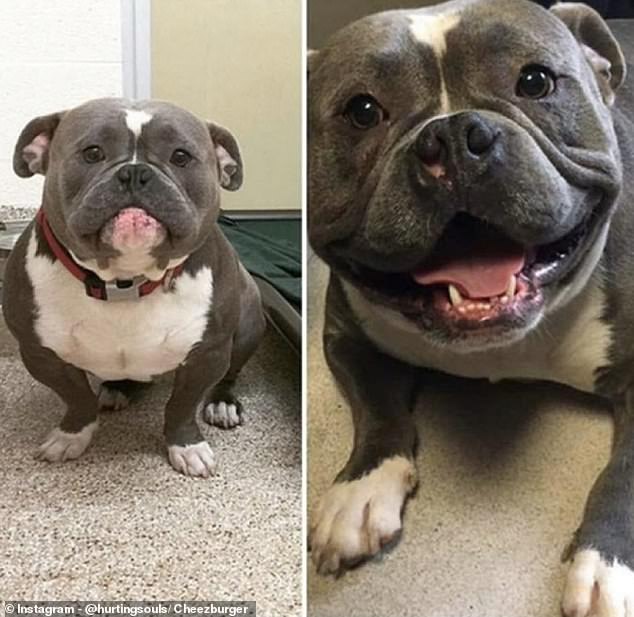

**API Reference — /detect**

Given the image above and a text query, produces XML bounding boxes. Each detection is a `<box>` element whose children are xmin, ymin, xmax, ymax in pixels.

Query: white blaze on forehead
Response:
<box><xmin>125</xmin><ymin>109</ymin><xmax>153</xmax><ymax>162</ymax></box>
<box><xmin>125</xmin><ymin>109</ymin><xmax>153</xmax><ymax>137</ymax></box>
<box><xmin>409</xmin><ymin>13</ymin><xmax>461</xmax><ymax>113</ymax></box>
<box><xmin>408</xmin><ymin>13</ymin><xmax>460</xmax><ymax>56</ymax></box>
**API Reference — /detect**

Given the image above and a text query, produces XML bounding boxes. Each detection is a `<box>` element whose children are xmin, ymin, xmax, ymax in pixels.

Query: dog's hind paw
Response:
<box><xmin>97</xmin><ymin>385</ymin><xmax>130</xmax><ymax>411</ymax></box>
<box><xmin>203</xmin><ymin>401</ymin><xmax>243</xmax><ymax>429</ymax></box>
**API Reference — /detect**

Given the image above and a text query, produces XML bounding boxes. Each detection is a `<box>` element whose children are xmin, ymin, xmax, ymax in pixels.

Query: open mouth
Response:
<box><xmin>344</xmin><ymin>211</ymin><xmax>596</xmax><ymax>332</ymax></box>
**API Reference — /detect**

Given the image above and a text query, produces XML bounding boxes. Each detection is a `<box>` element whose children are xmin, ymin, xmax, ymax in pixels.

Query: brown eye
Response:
<box><xmin>344</xmin><ymin>94</ymin><xmax>386</xmax><ymax>129</ymax></box>
<box><xmin>170</xmin><ymin>149</ymin><xmax>192</xmax><ymax>167</ymax></box>
<box><xmin>516</xmin><ymin>65</ymin><xmax>556</xmax><ymax>99</ymax></box>
<box><xmin>82</xmin><ymin>146</ymin><xmax>105</xmax><ymax>164</ymax></box>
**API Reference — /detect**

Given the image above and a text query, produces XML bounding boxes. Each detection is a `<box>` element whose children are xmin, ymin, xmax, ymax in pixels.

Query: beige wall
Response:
<box><xmin>309</xmin><ymin>0</ymin><xmax>438</xmax><ymax>47</ymax></box>
<box><xmin>152</xmin><ymin>0</ymin><xmax>301</xmax><ymax>211</ymax></box>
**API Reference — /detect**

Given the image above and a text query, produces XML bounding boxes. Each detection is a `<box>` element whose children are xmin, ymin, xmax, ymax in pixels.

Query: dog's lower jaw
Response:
<box><xmin>72</xmin><ymin>248</ymin><xmax>188</xmax><ymax>283</ymax></box>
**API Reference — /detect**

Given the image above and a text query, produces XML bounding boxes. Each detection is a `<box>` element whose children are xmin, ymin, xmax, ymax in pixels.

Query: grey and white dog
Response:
<box><xmin>3</xmin><ymin>98</ymin><xmax>265</xmax><ymax>477</ymax></box>
<box><xmin>308</xmin><ymin>0</ymin><xmax>634</xmax><ymax>614</ymax></box>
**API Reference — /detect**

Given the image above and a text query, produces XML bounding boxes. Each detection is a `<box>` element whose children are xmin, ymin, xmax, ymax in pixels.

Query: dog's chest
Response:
<box><xmin>344</xmin><ymin>282</ymin><xmax>612</xmax><ymax>393</ymax></box>
<box><xmin>26</xmin><ymin>231</ymin><xmax>213</xmax><ymax>382</ymax></box>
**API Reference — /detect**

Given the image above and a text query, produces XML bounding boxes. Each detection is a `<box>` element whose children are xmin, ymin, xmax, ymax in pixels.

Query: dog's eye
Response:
<box><xmin>516</xmin><ymin>65</ymin><xmax>556</xmax><ymax>99</ymax></box>
<box><xmin>82</xmin><ymin>146</ymin><xmax>105</xmax><ymax>164</ymax></box>
<box><xmin>344</xmin><ymin>95</ymin><xmax>386</xmax><ymax>130</ymax></box>
<box><xmin>170</xmin><ymin>149</ymin><xmax>192</xmax><ymax>167</ymax></box>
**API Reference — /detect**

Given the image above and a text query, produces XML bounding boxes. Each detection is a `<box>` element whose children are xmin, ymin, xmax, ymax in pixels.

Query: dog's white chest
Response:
<box><xmin>344</xmin><ymin>281</ymin><xmax>612</xmax><ymax>394</ymax></box>
<box><xmin>26</xmin><ymin>231</ymin><xmax>213</xmax><ymax>381</ymax></box>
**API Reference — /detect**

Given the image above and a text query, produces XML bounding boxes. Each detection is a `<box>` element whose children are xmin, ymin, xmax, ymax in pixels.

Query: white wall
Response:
<box><xmin>0</xmin><ymin>2</ymin><xmax>123</xmax><ymax>208</ymax></box>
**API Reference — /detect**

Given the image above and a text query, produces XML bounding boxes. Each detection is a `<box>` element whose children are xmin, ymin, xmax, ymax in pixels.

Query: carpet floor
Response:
<box><xmin>0</xmin><ymin>315</ymin><xmax>302</xmax><ymax>617</ymax></box>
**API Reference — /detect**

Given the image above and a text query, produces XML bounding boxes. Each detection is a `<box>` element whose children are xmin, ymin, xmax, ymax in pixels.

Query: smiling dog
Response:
<box><xmin>308</xmin><ymin>0</ymin><xmax>634</xmax><ymax>614</ymax></box>
<box><xmin>2</xmin><ymin>98</ymin><xmax>265</xmax><ymax>477</ymax></box>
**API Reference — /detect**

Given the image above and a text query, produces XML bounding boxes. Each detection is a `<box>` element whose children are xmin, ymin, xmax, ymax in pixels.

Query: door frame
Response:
<box><xmin>121</xmin><ymin>0</ymin><xmax>152</xmax><ymax>99</ymax></box>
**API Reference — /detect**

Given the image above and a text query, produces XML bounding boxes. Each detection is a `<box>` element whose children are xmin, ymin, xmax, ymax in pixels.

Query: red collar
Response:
<box><xmin>36</xmin><ymin>209</ymin><xmax>184</xmax><ymax>301</ymax></box>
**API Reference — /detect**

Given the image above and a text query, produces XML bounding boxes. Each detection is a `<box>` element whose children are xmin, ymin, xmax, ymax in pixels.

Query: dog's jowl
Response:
<box><xmin>308</xmin><ymin>0</ymin><xmax>634</xmax><ymax>613</ymax></box>
<box><xmin>2</xmin><ymin>98</ymin><xmax>265</xmax><ymax>478</ymax></box>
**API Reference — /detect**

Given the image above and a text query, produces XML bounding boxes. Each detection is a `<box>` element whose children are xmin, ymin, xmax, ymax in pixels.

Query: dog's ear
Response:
<box><xmin>13</xmin><ymin>111</ymin><xmax>66</xmax><ymax>177</ymax></box>
<box><xmin>551</xmin><ymin>2</ymin><xmax>626</xmax><ymax>105</ymax></box>
<box><xmin>207</xmin><ymin>122</ymin><xmax>243</xmax><ymax>191</ymax></box>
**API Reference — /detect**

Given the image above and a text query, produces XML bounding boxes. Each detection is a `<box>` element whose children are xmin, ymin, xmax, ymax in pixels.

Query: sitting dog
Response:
<box><xmin>2</xmin><ymin>98</ymin><xmax>265</xmax><ymax>477</ymax></box>
<box><xmin>308</xmin><ymin>0</ymin><xmax>634</xmax><ymax>613</ymax></box>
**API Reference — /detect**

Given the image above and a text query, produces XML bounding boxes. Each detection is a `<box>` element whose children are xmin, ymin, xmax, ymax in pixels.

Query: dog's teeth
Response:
<box><xmin>448</xmin><ymin>284</ymin><xmax>463</xmax><ymax>306</ymax></box>
<box><xmin>506</xmin><ymin>276</ymin><xmax>517</xmax><ymax>298</ymax></box>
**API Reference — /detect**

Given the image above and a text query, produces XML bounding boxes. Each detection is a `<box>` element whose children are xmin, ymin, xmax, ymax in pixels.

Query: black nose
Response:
<box><xmin>117</xmin><ymin>163</ymin><xmax>154</xmax><ymax>191</ymax></box>
<box><xmin>466</xmin><ymin>119</ymin><xmax>497</xmax><ymax>155</ymax></box>
<box><xmin>415</xmin><ymin>112</ymin><xmax>499</xmax><ymax>169</ymax></box>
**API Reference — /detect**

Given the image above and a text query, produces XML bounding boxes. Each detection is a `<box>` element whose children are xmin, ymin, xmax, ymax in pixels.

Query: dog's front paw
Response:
<box><xmin>562</xmin><ymin>549</ymin><xmax>634</xmax><ymax>617</ymax></box>
<box><xmin>168</xmin><ymin>442</ymin><xmax>217</xmax><ymax>478</ymax></box>
<box><xmin>203</xmin><ymin>400</ymin><xmax>243</xmax><ymax>429</ymax></box>
<box><xmin>309</xmin><ymin>456</ymin><xmax>417</xmax><ymax>575</ymax></box>
<box><xmin>36</xmin><ymin>422</ymin><xmax>98</xmax><ymax>462</ymax></box>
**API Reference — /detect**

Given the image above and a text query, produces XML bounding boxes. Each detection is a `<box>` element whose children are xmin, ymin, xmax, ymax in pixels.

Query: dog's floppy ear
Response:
<box><xmin>551</xmin><ymin>2</ymin><xmax>626</xmax><ymax>105</ymax></box>
<box><xmin>207</xmin><ymin>122</ymin><xmax>243</xmax><ymax>191</ymax></box>
<box><xmin>13</xmin><ymin>111</ymin><xmax>66</xmax><ymax>177</ymax></box>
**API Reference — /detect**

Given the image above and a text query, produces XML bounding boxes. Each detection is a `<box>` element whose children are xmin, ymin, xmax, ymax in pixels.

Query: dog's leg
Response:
<box><xmin>562</xmin><ymin>392</ymin><xmax>634</xmax><ymax>617</ymax></box>
<box><xmin>20</xmin><ymin>344</ymin><xmax>99</xmax><ymax>462</ymax></box>
<box><xmin>164</xmin><ymin>343</ymin><xmax>232</xmax><ymax>478</ymax></box>
<box><xmin>203</xmin><ymin>276</ymin><xmax>266</xmax><ymax>429</ymax></box>
<box><xmin>310</xmin><ymin>315</ymin><xmax>419</xmax><ymax>574</ymax></box>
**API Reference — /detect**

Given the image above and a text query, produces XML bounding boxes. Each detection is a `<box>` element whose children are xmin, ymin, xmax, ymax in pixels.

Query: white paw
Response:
<box><xmin>36</xmin><ymin>422</ymin><xmax>98</xmax><ymax>462</ymax></box>
<box><xmin>97</xmin><ymin>386</ymin><xmax>130</xmax><ymax>411</ymax></box>
<box><xmin>309</xmin><ymin>456</ymin><xmax>417</xmax><ymax>574</ymax></box>
<box><xmin>204</xmin><ymin>401</ymin><xmax>242</xmax><ymax>429</ymax></box>
<box><xmin>168</xmin><ymin>441</ymin><xmax>217</xmax><ymax>478</ymax></box>
<box><xmin>562</xmin><ymin>549</ymin><xmax>634</xmax><ymax>617</ymax></box>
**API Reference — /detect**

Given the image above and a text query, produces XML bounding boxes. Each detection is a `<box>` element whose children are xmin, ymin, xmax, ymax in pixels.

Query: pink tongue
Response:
<box><xmin>412</xmin><ymin>242</ymin><xmax>526</xmax><ymax>299</ymax></box>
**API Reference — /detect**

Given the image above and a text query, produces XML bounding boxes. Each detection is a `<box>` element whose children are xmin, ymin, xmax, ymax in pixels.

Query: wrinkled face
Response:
<box><xmin>309</xmin><ymin>0</ymin><xmax>623</xmax><ymax>351</ymax></box>
<box><xmin>19</xmin><ymin>98</ymin><xmax>241</xmax><ymax>272</ymax></box>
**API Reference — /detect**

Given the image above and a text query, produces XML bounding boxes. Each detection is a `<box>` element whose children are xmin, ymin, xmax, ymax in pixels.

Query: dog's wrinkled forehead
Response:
<box><xmin>52</xmin><ymin>98</ymin><xmax>211</xmax><ymax>156</ymax></box>
<box><xmin>311</xmin><ymin>0</ymin><xmax>582</xmax><ymax>111</ymax></box>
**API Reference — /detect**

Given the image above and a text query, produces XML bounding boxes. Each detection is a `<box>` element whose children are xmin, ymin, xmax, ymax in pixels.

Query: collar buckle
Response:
<box><xmin>103</xmin><ymin>275</ymin><xmax>148</xmax><ymax>302</ymax></box>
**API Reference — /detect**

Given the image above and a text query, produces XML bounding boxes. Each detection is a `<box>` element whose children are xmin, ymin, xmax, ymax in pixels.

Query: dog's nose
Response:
<box><xmin>466</xmin><ymin>118</ymin><xmax>497</xmax><ymax>155</ymax></box>
<box><xmin>117</xmin><ymin>163</ymin><xmax>154</xmax><ymax>191</ymax></box>
<box><xmin>415</xmin><ymin>112</ymin><xmax>499</xmax><ymax>172</ymax></box>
